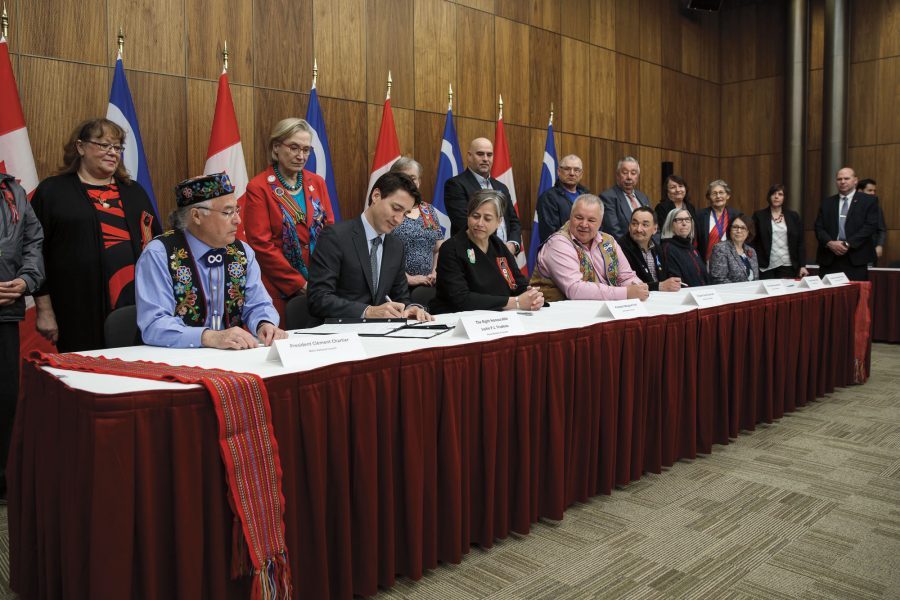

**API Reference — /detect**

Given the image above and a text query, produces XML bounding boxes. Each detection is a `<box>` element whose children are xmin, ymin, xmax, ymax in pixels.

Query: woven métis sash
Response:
<box><xmin>528</xmin><ymin>221</ymin><xmax>619</xmax><ymax>301</ymax></box>
<box><xmin>159</xmin><ymin>230</ymin><xmax>247</xmax><ymax>328</ymax></box>
<box><xmin>706</xmin><ymin>210</ymin><xmax>729</xmax><ymax>261</ymax></box>
<box><xmin>29</xmin><ymin>352</ymin><xmax>292</xmax><ymax>599</ymax></box>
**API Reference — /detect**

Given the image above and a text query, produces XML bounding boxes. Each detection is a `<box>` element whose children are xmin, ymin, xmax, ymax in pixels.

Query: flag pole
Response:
<box><xmin>116</xmin><ymin>27</ymin><xmax>124</xmax><ymax>56</ymax></box>
<box><xmin>222</xmin><ymin>40</ymin><xmax>228</xmax><ymax>72</ymax></box>
<box><xmin>386</xmin><ymin>70</ymin><xmax>392</xmax><ymax>100</ymax></box>
<box><xmin>498</xmin><ymin>94</ymin><xmax>503</xmax><ymax>120</ymax></box>
<box><xmin>549</xmin><ymin>102</ymin><xmax>554</xmax><ymax>127</ymax></box>
<box><xmin>2</xmin><ymin>3</ymin><xmax>9</xmax><ymax>39</ymax></box>
<box><xmin>312</xmin><ymin>57</ymin><xmax>318</xmax><ymax>89</ymax></box>
<box><xmin>448</xmin><ymin>83</ymin><xmax>453</xmax><ymax>111</ymax></box>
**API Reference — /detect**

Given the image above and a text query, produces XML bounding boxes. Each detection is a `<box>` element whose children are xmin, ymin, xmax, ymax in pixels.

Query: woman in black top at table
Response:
<box><xmin>660</xmin><ymin>208</ymin><xmax>709</xmax><ymax>287</ymax></box>
<box><xmin>432</xmin><ymin>190</ymin><xmax>544</xmax><ymax>314</ymax></box>
<box><xmin>751</xmin><ymin>184</ymin><xmax>808</xmax><ymax>279</ymax></box>
<box><xmin>654</xmin><ymin>174</ymin><xmax>697</xmax><ymax>229</ymax></box>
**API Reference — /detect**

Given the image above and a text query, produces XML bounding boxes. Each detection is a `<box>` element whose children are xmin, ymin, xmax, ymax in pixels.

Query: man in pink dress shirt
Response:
<box><xmin>534</xmin><ymin>194</ymin><xmax>649</xmax><ymax>301</ymax></box>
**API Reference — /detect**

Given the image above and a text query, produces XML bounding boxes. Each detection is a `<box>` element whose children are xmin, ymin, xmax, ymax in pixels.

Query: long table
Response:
<box><xmin>8</xmin><ymin>282</ymin><xmax>864</xmax><ymax>600</ymax></box>
<box><xmin>869</xmin><ymin>268</ymin><xmax>900</xmax><ymax>343</ymax></box>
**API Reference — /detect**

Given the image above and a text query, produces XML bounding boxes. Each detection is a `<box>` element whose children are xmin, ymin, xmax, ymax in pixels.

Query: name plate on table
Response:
<box><xmin>758</xmin><ymin>280</ymin><xmax>787</xmax><ymax>295</ymax></box>
<box><xmin>456</xmin><ymin>313</ymin><xmax>524</xmax><ymax>341</ymax></box>
<box><xmin>266</xmin><ymin>333</ymin><xmax>366</xmax><ymax>369</ymax></box>
<box><xmin>598</xmin><ymin>299</ymin><xmax>649</xmax><ymax>320</ymax></box>
<box><xmin>822</xmin><ymin>272</ymin><xmax>850</xmax><ymax>285</ymax></box>
<box><xmin>686</xmin><ymin>289</ymin><xmax>723</xmax><ymax>308</ymax></box>
<box><xmin>799</xmin><ymin>275</ymin><xmax>824</xmax><ymax>289</ymax></box>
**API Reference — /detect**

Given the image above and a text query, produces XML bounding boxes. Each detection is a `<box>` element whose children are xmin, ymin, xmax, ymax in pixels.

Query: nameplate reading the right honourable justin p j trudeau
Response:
<box><xmin>456</xmin><ymin>313</ymin><xmax>524</xmax><ymax>341</ymax></box>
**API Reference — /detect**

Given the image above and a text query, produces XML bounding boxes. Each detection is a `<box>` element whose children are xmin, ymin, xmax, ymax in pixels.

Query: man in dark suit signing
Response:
<box><xmin>599</xmin><ymin>156</ymin><xmax>651</xmax><ymax>240</ymax></box>
<box><xmin>308</xmin><ymin>172</ymin><xmax>432</xmax><ymax>322</ymax></box>
<box><xmin>814</xmin><ymin>167</ymin><xmax>879</xmax><ymax>281</ymax></box>
<box><xmin>444</xmin><ymin>137</ymin><xmax>522</xmax><ymax>257</ymax></box>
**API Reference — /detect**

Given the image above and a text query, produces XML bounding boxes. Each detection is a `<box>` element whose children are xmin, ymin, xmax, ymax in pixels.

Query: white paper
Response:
<box><xmin>457</xmin><ymin>313</ymin><xmax>524</xmax><ymax>341</ymax></box>
<box><xmin>822</xmin><ymin>272</ymin><xmax>850</xmax><ymax>285</ymax></box>
<box><xmin>302</xmin><ymin>322</ymin><xmax>403</xmax><ymax>335</ymax></box>
<box><xmin>267</xmin><ymin>333</ymin><xmax>366</xmax><ymax>369</ymax></box>
<box><xmin>799</xmin><ymin>275</ymin><xmax>824</xmax><ymax>289</ymax></box>
<box><xmin>687</xmin><ymin>289</ymin><xmax>723</xmax><ymax>307</ymax></box>
<box><xmin>598</xmin><ymin>298</ymin><xmax>649</xmax><ymax>319</ymax></box>
<box><xmin>759</xmin><ymin>280</ymin><xmax>787</xmax><ymax>295</ymax></box>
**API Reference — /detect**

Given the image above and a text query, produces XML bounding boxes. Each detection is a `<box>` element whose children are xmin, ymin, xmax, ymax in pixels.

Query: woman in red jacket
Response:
<box><xmin>244</xmin><ymin>118</ymin><xmax>334</xmax><ymax>320</ymax></box>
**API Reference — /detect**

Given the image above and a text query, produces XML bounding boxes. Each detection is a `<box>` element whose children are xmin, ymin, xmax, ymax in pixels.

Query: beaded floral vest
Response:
<box><xmin>158</xmin><ymin>230</ymin><xmax>248</xmax><ymax>328</ymax></box>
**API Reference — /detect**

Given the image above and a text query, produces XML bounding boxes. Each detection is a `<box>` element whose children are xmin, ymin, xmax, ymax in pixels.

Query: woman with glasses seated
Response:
<box><xmin>660</xmin><ymin>208</ymin><xmax>709</xmax><ymax>287</ymax></box>
<box><xmin>708</xmin><ymin>214</ymin><xmax>760</xmax><ymax>283</ymax></box>
<box><xmin>695</xmin><ymin>179</ymin><xmax>740</xmax><ymax>262</ymax></box>
<box><xmin>244</xmin><ymin>118</ymin><xmax>334</xmax><ymax>322</ymax></box>
<box><xmin>31</xmin><ymin>118</ymin><xmax>161</xmax><ymax>351</ymax></box>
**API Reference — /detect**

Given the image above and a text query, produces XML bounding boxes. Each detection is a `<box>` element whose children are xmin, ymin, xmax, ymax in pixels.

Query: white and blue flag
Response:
<box><xmin>305</xmin><ymin>86</ymin><xmax>341</xmax><ymax>221</ymax></box>
<box><xmin>432</xmin><ymin>109</ymin><xmax>463</xmax><ymax>239</ymax></box>
<box><xmin>106</xmin><ymin>53</ymin><xmax>158</xmax><ymax>219</ymax></box>
<box><xmin>527</xmin><ymin>122</ymin><xmax>557</xmax><ymax>275</ymax></box>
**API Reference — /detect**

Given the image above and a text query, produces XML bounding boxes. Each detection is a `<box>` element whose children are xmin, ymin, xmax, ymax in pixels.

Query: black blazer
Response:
<box><xmin>431</xmin><ymin>230</ymin><xmax>527</xmax><ymax>314</ymax></box>
<box><xmin>307</xmin><ymin>216</ymin><xmax>411</xmax><ymax>322</ymax></box>
<box><xmin>695</xmin><ymin>206</ymin><xmax>739</xmax><ymax>261</ymax></box>
<box><xmin>536</xmin><ymin>181</ymin><xmax>590</xmax><ymax>243</ymax></box>
<box><xmin>617</xmin><ymin>234</ymin><xmax>664</xmax><ymax>291</ymax></box>
<box><xmin>814</xmin><ymin>192</ymin><xmax>879</xmax><ymax>267</ymax></box>
<box><xmin>751</xmin><ymin>208</ymin><xmax>805</xmax><ymax>274</ymax></box>
<box><xmin>443</xmin><ymin>170</ymin><xmax>522</xmax><ymax>244</ymax></box>
<box><xmin>599</xmin><ymin>185</ymin><xmax>651</xmax><ymax>239</ymax></box>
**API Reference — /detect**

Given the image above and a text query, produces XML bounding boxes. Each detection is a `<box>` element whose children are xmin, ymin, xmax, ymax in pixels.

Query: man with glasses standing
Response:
<box><xmin>600</xmin><ymin>156</ymin><xmax>651</xmax><ymax>240</ymax></box>
<box><xmin>814</xmin><ymin>167</ymin><xmax>879</xmax><ymax>281</ymax></box>
<box><xmin>136</xmin><ymin>173</ymin><xmax>286</xmax><ymax>349</ymax></box>
<box><xmin>535</xmin><ymin>154</ymin><xmax>591</xmax><ymax>244</ymax></box>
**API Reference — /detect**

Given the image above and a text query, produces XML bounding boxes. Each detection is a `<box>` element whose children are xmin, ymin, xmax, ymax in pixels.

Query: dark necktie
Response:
<box><xmin>838</xmin><ymin>196</ymin><xmax>849</xmax><ymax>240</ymax></box>
<box><xmin>370</xmin><ymin>237</ymin><xmax>382</xmax><ymax>291</ymax></box>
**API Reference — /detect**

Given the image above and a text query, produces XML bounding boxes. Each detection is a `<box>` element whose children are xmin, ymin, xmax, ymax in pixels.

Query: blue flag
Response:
<box><xmin>432</xmin><ymin>109</ymin><xmax>463</xmax><ymax>239</ymax></box>
<box><xmin>305</xmin><ymin>87</ymin><xmax>341</xmax><ymax>221</ymax></box>
<box><xmin>106</xmin><ymin>54</ymin><xmax>158</xmax><ymax>219</ymax></box>
<box><xmin>527</xmin><ymin>123</ymin><xmax>557</xmax><ymax>275</ymax></box>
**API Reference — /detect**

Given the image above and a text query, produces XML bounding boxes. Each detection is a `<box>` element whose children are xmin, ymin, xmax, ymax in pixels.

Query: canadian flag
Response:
<box><xmin>492</xmin><ymin>113</ymin><xmax>526</xmax><ymax>273</ymax></box>
<box><xmin>204</xmin><ymin>69</ymin><xmax>249</xmax><ymax>239</ymax></box>
<box><xmin>366</xmin><ymin>96</ymin><xmax>401</xmax><ymax>201</ymax></box>
<box><xmin>0</xmin><ymin>36</ymin><xmax>38</xmax><ymax>196</ymax></box>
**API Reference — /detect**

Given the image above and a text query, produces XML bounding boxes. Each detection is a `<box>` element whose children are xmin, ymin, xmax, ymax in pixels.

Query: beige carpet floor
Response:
<box><xmin>3</xmin><ymin>344</ymin><xmax>899</xmax><ymax>599</ymax></box>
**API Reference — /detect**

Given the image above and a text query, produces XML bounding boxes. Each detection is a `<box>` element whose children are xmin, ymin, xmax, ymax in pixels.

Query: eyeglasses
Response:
<box><xmin>278</xmin><ymin>143</ymin><xmax>314</xmax><ymax>156</ymax></box>
<box><xmin>731</xmin><ymin>225</ymin><xmax>748</xmax><ymax>231</ymax></box>
<box><xmin>559</xmin><ymin>166</ymin><xmax>583</xmax><ymax>173</ymax></box>
<box><xmin>82</xmin><ymin>140</ymin><xmax>125</xmax><ymax>154</ymax></box>
<box><xmin>197</xmin><ymin>206</ymin><xmax>241</xmax><ymax>218</ymax></box>
<box><xmin>673</xmin><ymin>217</ymin><xmax>692</xmax><ymax>224</ymax></box>
<box><xmin>709</xmin><ymin>191</ymin><xmax>728</xmax><ymax>198</ymax></box>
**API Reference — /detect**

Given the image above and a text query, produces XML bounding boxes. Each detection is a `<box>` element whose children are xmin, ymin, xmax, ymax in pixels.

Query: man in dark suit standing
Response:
<box><xmin>536</xmin><ymin>154</ymin><xmax>591</xmax><ymax>244</ymax></box>
<box><xmin>814</xmin><ymin>167</ymin><xmax>879</xmax><ymax>281</ymax></box>
<box><xmin>444</xmin><ymin>137</ymin><xmax>522</xmax><ymax>257</ymax></box>
<box><xmin>599</xmin><ymin>156</ymin><xmax>651</xmax><ymax>239</ymax></box>
<box><xmin>308</xmin><ymin>172</ymin><xmax>432</xmax><ymax>322</ymax></box>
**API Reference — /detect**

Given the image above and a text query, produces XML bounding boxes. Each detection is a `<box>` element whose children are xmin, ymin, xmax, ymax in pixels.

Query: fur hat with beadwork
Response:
<box><xmin>174</xmin><ymin>172</ymin><xmax>234</xmax><ymax>207</ymax></box>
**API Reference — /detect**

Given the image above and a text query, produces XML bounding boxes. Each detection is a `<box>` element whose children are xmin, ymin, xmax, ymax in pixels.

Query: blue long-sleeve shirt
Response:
<box><xmin>135</xmin><ymin>229</ymin><xmax>279</xmax><ymax>348</ymax></box>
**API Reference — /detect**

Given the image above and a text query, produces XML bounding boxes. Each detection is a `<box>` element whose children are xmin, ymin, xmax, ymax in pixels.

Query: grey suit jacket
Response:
<box><xmin>708</xmin><ymin>240</ymin><xmax>759</xmax><ymax>284</ymax></box>
<box><xmin>307</xmin><ymin>216</ymin><xmax>411</xmax><ymax>322</ymax></box>
<box><xmin>599</xmin><ymin>185</ymin><xmax>651</xmax><ymax>239</ymax></box>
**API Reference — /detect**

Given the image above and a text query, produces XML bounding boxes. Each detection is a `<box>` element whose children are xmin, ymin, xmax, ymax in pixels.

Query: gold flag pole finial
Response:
<box><xmin>549</xmin><ymin>102</ymin><xmax>554</xmax><ymax>127</ymax></box>
<box><xmin>386</xmin><ymin>70</ymin><xmax>392</xmax><ymax>100</ymax></box>
<box><xmin>312</xmin><ymin>57</ymin><xmax>318</xmax><ymax>89</ymax></box>
<box><xmin>222</xmin><ymin>40</ymin><xmax>229</xmax><ymax>72</ymax></box>
<box><xmin>448</xmin><ymin>83</ymin><xmax>453</xmax><ymax>111</ymax></box>
<box><xmin>498</xmin><ymin>94</ymin><xmax>504</xmax><ymax>120</ymax></box>
<box><xmin>116</xmin><ymin>27</ymin><xmax>124</xmax><ymax>56</ymax></box>
<box><xmin>2</xmin><ymin>3</ymin><xmax>9</xmax><ymax>40</ymax></box>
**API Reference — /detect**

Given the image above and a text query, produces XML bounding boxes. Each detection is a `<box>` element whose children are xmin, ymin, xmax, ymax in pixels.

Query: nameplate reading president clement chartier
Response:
<box><xmin>267</xmin><ymin>333</ymin><xmax>366</xmax><ymax>370</ymax></box>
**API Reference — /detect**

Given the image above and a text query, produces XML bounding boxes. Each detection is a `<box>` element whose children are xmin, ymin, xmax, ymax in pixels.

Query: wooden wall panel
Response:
<box><xmin>253</xmin><ymin>0</ymin><xmax>313</xmax><ymax>92</ymax></box>
<box><xmin>560</xmin><ymin>0</ymin><xmax>592</xmax><ymax>44</ymax></box>
<box><xmin>719</xmin><ymin>83</ymin><xmax>741</xmax><ymax>158</ymax></box>
<box><xmin>559</xmin><ymin>37</ymin><xmax>590</xmax><ymax>136</ymax></box>
<box><xmin>319</xmin><ymin>97</ymin><xmax>368</xmax><ymax>219</ymax></box>
<box><xmin>753</xmin><ymin>2</ymin><xmax>784</xmax><ymax>80</ymax></box>
<box><xmin>455</xmin><ymin>6</ymin><xmax>495</xmax><ymax>121</ymax></box>
<box><xmin>589</xmin><ymin>0</ymin><xmax>615</xmax><ymax>50</ymax></box>
<box><xmin>614</xmin><ymin>0</ymin><xmax>639</xmax><ymax>59</ymax></box>
<box><xmin>253</xmin><ymin>88</ymin><xmax>309</xmax><ymax>173</ymax></box>
<box><xmin>637</xmin><ymin>0</ymin><xmax>662</xmax><ymax>66</ymax></box>
<box><xmin>876</xmin><ymin>57</ymin><xmax>900</xmax><ymax>145</ymax></box>
<box><xmin>19</xmin><ymin>0</ymin><xmax>106</xmax><ymax>64</ymax></box>
<box><xmin>875</xmin><ymin>144</ymin><xmax>899</xmax><ymax>228</ymax></box>
<box><xmin>658</xmin><ymin>0</ymin><xmax>682</xmax><ymax>73</ymax></box>
<box><xmin>804</xmin><ymin>149</ymin><xmax>821</xmax><ymax>229</ymax></box>
<box><xmin>18</xmin><ymin>58</ymin><xmax>108</xmax><ymax>178</ymax></box>
<box><xmin>126</xmin><ymin>72</ymin><xmax>189</xmax><ymax>214</ymax></box>
<box><xmin>4</xmin><ymin>1</ymin><xmax>22</xmax><ymax>53</ymax></box>
<box><xmin>852</xmin><ymin>0</ymin><xmax>900</xmax><ymax>63</ymax></box>
<box><xmin>494</xmin><ymin>18</ymin><xmax>530</xmax><ymax>127</ymax></box>
<box><xmin>454</xmin><ymin>117</ymin><xmax>495</xmax><ymax>159</ymax></box>
<box><xmin>809</xmin><ymin>0</ymin><xmax>824</xmax><ymax>71</ymax></box>
<box><xmin>452</xmin><ymin>0</ymin><xmax>492</xmax><ymax>12</ymax></box>
<box><xmin>186</xmin><ymin>0</ymin><xmax>253</xmax><ymax>83</ymax></box>
<box><xmin>699</xmin><ymin>79</ymin><xmax>720</xmax><ymax>157</ymax></box>
<box><xmin>414</xmin><ymin>0</ymin><xmax>457</xmax><ymax>114</ymax></box>
<box><xmin>528</xmin><ymin>27</ymin><xmax>561</xmax><ymax>130</ymax></box>
<box><xmin>637</xmin><ymin>145</ymin><xmax>662</xmax><ymax>203</ymax></box>
<box><xmin>638</xmin><ymin>61</ymin><xmax>661</xmax><ymax>148</ymax></box>
<box><xmin>807</xmin><ymin>68</ymin><xmax>823</xmax><ymax>151</ymax></box>
<box><xmin>590</xmin><ymin>138</ymin><xmax>620</xmax><ymax>192</ymax></box>
<box><xmin>589</xmin><ymin>46</ymin><xmax>616</xmax><ymax>140</ymax></box>
<box><xmin>680</xmin><ymin>10</ymin><xmax>719</xmax><ymax>83</ymax></box>
<box><xmin>313</xmin><ymin>0</ymin><xmax>366</xmax><ymax>101</ymax></box>
<box><xmin>530</xmin><ymin>0</ymin><xmax>560</xmax><ymax>33</ymax></box>
<box><xmin>848</xmin><ymin>61</ymin><xmax>878</xmax><ymax>148</ymax></box>
<box><xmin>413</xmin><ymin>110</ymin><xmax>445</xmax><ymax>201</ymax></box>
<box><xmin>847</xmin><ymin>146</ymin><xmax>877</xmax><ymax>186</ymax></box>
<box><xmin>615</xmin><ymin>54</ymin><xmax>640</xmax><ymax>143</ymax></box>
<box><xmin>365</xmin><ymin>0</ymin><xmax>414</xmax><ymax>107</ymax></box>
<box><xmin>108</xmin><ymin>0</ymin><xmax>185</xmax><ymax>74</ymax></box>
<box><xmin>495</xmin><ymin>0</ymin><xmax>529</xmax><ymax>25</ymax></box>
